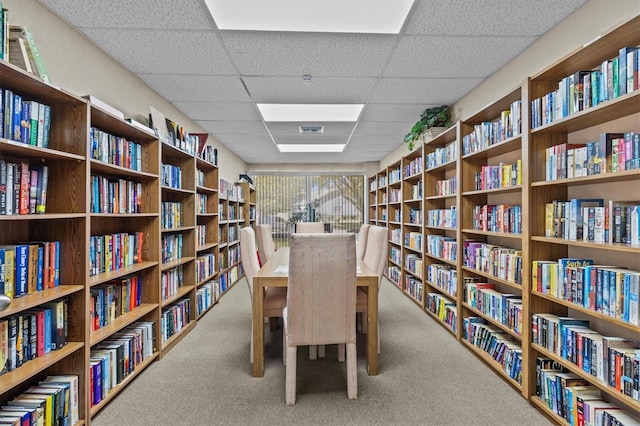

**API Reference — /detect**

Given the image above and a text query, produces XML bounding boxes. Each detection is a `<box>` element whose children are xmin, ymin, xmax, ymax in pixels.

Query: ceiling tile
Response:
<box><xmin>242</xmin><ymin>76</ymin><xmax>378</xmax><ymax>104</ymax></box>
<box><xmin>359</xmin><ymin>104</ymin><xmax>426</xmax><ymax>122</ymax></box>
<box><xmin>79</xmin><ymin>28</ymin><xmax>235</xmax><ymax>75</ymax></box>
<box><xmin>195</xmin><ymin>120</ymin><xmax>268</xmax><ymax>135</ymax></box>
<box><xmin>220</xmin><ymin>31</ymin><xmax>397</xmax><ymax>77</ymax></box>
<box><xmin>370</xmin><ymin>78</ymin><xmax>484</xmax><ymax>104</ymax></box>
<box><xmin>40</xmin><ymin>0</ymin><xmax>215</xmax><ymax>29</ymax></box>
<box><xmin>348</xmin><ymin>134</ymin><xmax>404</xmax><ymax>146</ymax></box>
<box><xmin>174</xmin><ymin>101</ymin><xmax>261</xmax><ymax>121</ymax></box>
<box><xmin>354</xmin><ymin>121</ymin><xmax>411</xmax><ymax>135</ymax></box>
<box><xmin>138</xmin><ymin>75</ymin><xmax>250</xmax><ymax>102</ymax></box>
<box><xmin>404</xmin><ymin>0</ymin><xmax>588</xmax><ymax>36</ymax></box>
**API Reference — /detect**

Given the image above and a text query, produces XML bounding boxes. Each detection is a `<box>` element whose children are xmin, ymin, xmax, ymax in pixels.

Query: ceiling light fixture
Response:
<box><xmin>204</xmin><ymin>0</ymin><xmax>415</xmax><ymax>34</ymax></box>
<box><xmin>257</xmin><ymin>104</ymin><xmax>363</xmax><ymax>122</ymax></box>
<box><xmin>278</xmin><ymin>144</ymin><xmax>345</xmax><ymax>153</ymax></box>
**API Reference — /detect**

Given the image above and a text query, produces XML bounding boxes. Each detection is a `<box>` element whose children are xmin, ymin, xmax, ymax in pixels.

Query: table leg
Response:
<box><xmin>252</xmin><ymin>278</ymin><xmax>265</xmax><ymax>377</ymax></box>
<box><xmin>367</xmin><ymin>277</ymin><xmax>379</xmax><ymax>375</ymax></box>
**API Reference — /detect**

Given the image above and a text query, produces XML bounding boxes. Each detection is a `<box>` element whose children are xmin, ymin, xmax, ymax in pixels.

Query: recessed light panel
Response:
<box><xmin>205</xmin><ymin>0</ymin><xmax>415</xmax><ymax>34</ymax></box>
<box><xmin>278</xmin><ymin>144</ymin><xmax>346</xmax><ymax>152</ymax></box>
<box><xmin>257</xmin><ymin>104</ymin><xmax>363</xmax><ymax>122</ymax></box>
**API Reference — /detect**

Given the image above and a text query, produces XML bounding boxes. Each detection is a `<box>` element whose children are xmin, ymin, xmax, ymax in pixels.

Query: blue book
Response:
<box><xmin>20</xmin><ymin>100</ymin><xmax>30</xmax><ymax>144</ymax></box>
<box><xmin>44</xmin><ymin>307</ymin><xmax>52</xmax><ymax>353</ymax></box>
<box><xmin>623</xmin><ymin>273</ymin><xmax>631</xmax><ymax>322</ymax></box>
<box><xmin>0</xmin><ymin>248</ymin><xmax>5</xmax><ymax>294</ymax></box>
<box><xmin>36</xmin><ymin>246</ymin><xmax>44</xmax><ymax>291</ymax></box>
<box><xmin>557</xmin><ymin>317</ymin><xmax>589</xmax><ymax>359</ymax></box>
<box><xmin>0</xmin><ymin>244</ymin><xmax>29</xmax><ymax>296</ymax></box>
<box><xmin>12</xmin><ymin>93</ymin><xmax>21</xmax><ymax>142</ymax></box>
<box><xmin>53</xmin><ymin>240</ymin><xmax>60</xmax><ymax>287</ymax></box>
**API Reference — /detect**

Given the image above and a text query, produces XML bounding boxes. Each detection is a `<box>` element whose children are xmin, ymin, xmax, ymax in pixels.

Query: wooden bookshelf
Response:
<box><xmin>217</xmin><ymin>179</ymin><xmax>241</xmax><ymax>295</ymax></box>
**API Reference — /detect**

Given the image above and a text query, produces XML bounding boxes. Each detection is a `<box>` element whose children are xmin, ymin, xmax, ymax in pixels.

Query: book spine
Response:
<box><xmin>23</xmin><ymin>27</ymin><xmax>49</xmax><ymax>84</ymax></box>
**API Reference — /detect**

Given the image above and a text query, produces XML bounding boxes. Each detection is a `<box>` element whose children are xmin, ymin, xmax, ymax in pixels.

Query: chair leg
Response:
<box><xmin>346</xmin><ymin>342</ymin><xmax>357</xmax><ymax>400</ymax></box>
<box><xmin>337</xmin><ymin>344</ymin><xmax>345</xmax><ymax>362</ymax></box>
<box><xmin>285</xmin><ymin>345</ymin><xmax>297</xmax><ymax>405</ymax></box>
<box><xmin>309</xmin><ymin>345</ymin><xmax>317</xmax><ymax>360</ymax></box>
<box><xmin>318</xmin><ymin>345</ymin><xmax>326</xmax><ymax>358</ymax></box>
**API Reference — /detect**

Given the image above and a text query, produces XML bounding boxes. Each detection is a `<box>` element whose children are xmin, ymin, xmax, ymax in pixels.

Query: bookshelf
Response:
<box><xmin>368</xmin><ymin>174</ymin><xmax>377</xmax><ymax>226</ymax></box>
<box><xmin>217</xmin><ymin>179</ymin><xmax>241</xmax><ymax>295</ymax></box>
<box><xmin>386</xmin><ymin>161</ymin><xmax>402</xmax><ymax>289</ymax></box>
<box><xmin>160</xmin><ymin>141</ymin><xmax>196</xmax><ymax>355</ymax></box>
<box><xmin>0</xmin><ymin>59</ymin><xmax>88</xmax><ymax>423</ymax></box>
<box><xmin>195</xmin><ymin>156</ymin><xmax>219</xmax><ymax>318</ymax></box>
<box><xmin>401</xmin><ymin>144</ymin><xmax>424</xmax><ymax>306</ymax></box>
<box><xmin>369</xmin><ymin>14</ymin><xmax>640</xmax><ymax>423</ymax></box>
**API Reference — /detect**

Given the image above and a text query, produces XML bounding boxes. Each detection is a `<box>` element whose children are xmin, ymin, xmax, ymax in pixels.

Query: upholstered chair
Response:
<box><xmin>356</xmin><ymin>225</ymin><xmax>388</xmax><ymax>352</ymax></box>
<box><xmin>255</xmin><ymin>223</ymin><xmax>276</xmax><ymax>265</ymax></box>
<box><xmin>356</xmin><ymin>223</ymin><xmax>371</xmax><ymax>261</ymax></box>
<box><xmin>240</xmin><ymin>226</ymin><xmax>287</xmax><ymax>363</ymax></box>
<box><xmin>294</xmin><ymin>222</ymin><xmax>325</xmax><ymax>233</ymax></box>
<box><xmin>283</xmin><ymin>233</ymin><xmax>358</xmax><ymax>405</ymax></box>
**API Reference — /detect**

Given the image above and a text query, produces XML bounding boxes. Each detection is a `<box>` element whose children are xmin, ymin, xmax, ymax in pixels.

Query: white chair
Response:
<box><xmin>255</xmin><ymin>223</ymin><xmax>276</xmax><ymax>265</ymax></box>
<box><xmin>283</xmin><ymin>233</ymin><xmax>358</xmax><ymax>405</ymax></box>
<box><xmin>356</xmin><ymin>225</ymin><xmax>388</xmax><ymax>352</ymax></box>
<box><xmin>240</xmin><ymin>226</ymin><xmax>287</xmax><ymax>363</ymax></box>
<box><xmin>356</xmin><ymin>223</ymin><xmax>371</xmax><ymax>261</ymax></box>
<box><xmin>295</xmin><ymin>222</ymin><xmax>325</xmax><ymax>233</ymax></box>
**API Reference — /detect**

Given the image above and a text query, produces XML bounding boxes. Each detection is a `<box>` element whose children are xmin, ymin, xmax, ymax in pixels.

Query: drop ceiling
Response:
<box><xmin>38</xmin><ymin>0</ymin><xmax>588</xmax><ymax>164</ymax></box>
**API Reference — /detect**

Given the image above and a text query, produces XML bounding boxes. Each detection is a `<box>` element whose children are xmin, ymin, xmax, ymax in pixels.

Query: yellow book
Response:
<box><xmin>516</xmin><ymin>159</ymin><xmax>522</xmax><ymax>185</ymax></box>
<box><xmin>1</xmin><ymin>248</ymin><xmax>15</xmax><ymax>298</ymax></box>
<box><xmin>545</xmin><ymin>203</ymin><xmax>555</xmax><ymax>237</ymax></box>
<box><xmin>20</xmin><ymin>392</ymin><xmax>52</xmax><ymax>426</ymax></box>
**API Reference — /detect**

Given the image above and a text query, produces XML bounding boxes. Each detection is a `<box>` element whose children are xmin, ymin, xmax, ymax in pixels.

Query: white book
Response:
<box><xmin>82</xmin><ymin>95</ymin><xmax>124</xmax><ymax>119</ymax></box>
<box><xmin>594</xmin><ymin>207</ymin><xmax>605</xmax><ymax>243</ymax></box>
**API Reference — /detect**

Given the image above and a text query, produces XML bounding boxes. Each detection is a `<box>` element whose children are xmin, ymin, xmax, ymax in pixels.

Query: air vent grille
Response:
<box><xmin>299</xmin><ymin>125</ymin><xmax>324</xmax><ymax>134</ymax></box>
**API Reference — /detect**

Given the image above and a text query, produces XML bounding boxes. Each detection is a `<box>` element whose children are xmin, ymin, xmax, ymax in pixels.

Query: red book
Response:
<box><xmin>19</xmin><ymin>162</ymin><xmax>30</xmax><ymax>215</ymax></box>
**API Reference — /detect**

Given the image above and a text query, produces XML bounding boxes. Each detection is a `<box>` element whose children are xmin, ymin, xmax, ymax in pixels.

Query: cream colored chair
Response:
<box><xmin>240</xmin><ymin>226</ymin><xmax>287</xmax><ymax>363</ymax></box>
<box><xmin>356</xmin><ymin>223</ymin><xmax>371</xmax><ymax>261</ymax></box>
<box><xmin>255</xmin><ymin>223</ymin><xmax>276</xmax><ymax>265</ymax></box>
<box><xmin>295</xmin><ymin>222</ymin><xmax>325</xmax><ymax>233</ymax></box>
<box><xmin>283</xmin><ymin>233</ymin><xmax>358</xmax><ymax>405</ymax></box>
<box><xmin>356</xmin><ymin>225</ymin><xmax>388</xmax><ymax>352</ymax></box>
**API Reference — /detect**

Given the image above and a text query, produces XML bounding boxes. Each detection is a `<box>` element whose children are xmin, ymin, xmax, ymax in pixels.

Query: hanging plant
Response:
<box><xmin>403</xmin><ymin>105</ymin><xmax>452</xmax><ymax>150</ymax></box>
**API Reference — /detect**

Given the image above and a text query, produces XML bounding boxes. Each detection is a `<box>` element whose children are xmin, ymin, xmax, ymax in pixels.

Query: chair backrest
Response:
<box><xmin>295</xmin><ymin>222</ymin><xmax>325</xmax><ymax>233</ymax></box>
<box><xmin>356</xmin><ymin>223</ymin><xmax>371</xmax><ymax>260</ymax></box>
<box><xmin>362</xmin><ymin>225</ymin><xmax>388</xmax><ymax>282</ymax></box>
<box><xmin>240</xmin><ymin>226</ymin><xmax>261</xmax><ymax>294</ymax></box>
<box><xmin>286</xmin><ymin>234</ymin><xmax>357</xmax><ymax>346</ymax></box>
<box><xmin>255</xmin><ymin>223</ymin><xmax>276</xmax><ymax>265</ymax></box>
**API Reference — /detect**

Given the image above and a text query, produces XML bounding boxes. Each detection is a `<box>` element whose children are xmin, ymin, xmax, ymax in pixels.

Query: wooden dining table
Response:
<box><xmin>252</xmin><ymin>246</ymin><xmax>379</xmax><ymax>377</ymax></box>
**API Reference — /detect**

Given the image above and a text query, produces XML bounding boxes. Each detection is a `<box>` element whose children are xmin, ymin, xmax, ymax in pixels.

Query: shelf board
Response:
<box><xmin>196</xmin><ymin>185</ymin><xmax>217</xmax><ymax>194</ymax></box>
<box><xmin>461</xmin><ymin>339</ymin><xmax>523</xmax><ymax>392</ymax></box>
<box><xmin>424</xmin><ymin>253</ymin><xmax>456</xmax><ymax>267</ymax></box>
<box><xmin>161</xmin><ymin>285</ymin><xmax>195</xmax><ymax>308</ymax></box>
<box><xmin>197</xmin><ymin>272</ymin><xmax>218</xmax><ymax>286</ymax></box>
<box><xmin>160</xmin><ymin>321</ymin><xmax>197</xmax><ymax>355</ymax></box>
<box><xmin>424</xmin><ymin>280</ymin><xmax>457</xmax><ymax>301</ymax></box>
<box><xmin>462</xmin><ymin>302</ymin><xmax>522</xmax><ymax>340</ymax></box>
<box><xmin>196</xmin><ymin>157</ymin><xmax>217</xmax><ymax>169</ymax></box>
<box><xmin>89</xmin><ymin>352</ymin><xmax>159</xmax><ymax>417</ymax></box>
<box><xmin>532</xmin><ymin>343</ymin><xmax>640</xmax><ymax>412</ymax></box>
<box><xmin>462</xmin><ymin>135</ymin><xmax>522</xmax><ymax>160</ymax></box>
<box><xmin>0</xmin><ymin>138</ymin><xmax>85</xmax><ymax>161</ymax></box>
<box><xmin>196</xmin><ymin>302</ymin><xmax>216</xmax><ymax>319</ymax></box>
<box><xmin>425</xmin><ymin>225</ymin><xmax>457</xmax><ymax>232</ymax></box>
<box><xmin>388</xmin><ymin>258</ymin><xmax>402</xmax><ymax>268</ymax></box>
<box><xmin>462</xmin><ymin>229</ymin><xmax>523</xmax><ymax>240</ymax></box>
<box><xmin>460</xmin><ymin>266</ymin><xmax>523</xmax><ymax>290</ymax></box>
<box><xmin>0</xmin><ymin>213</ymin><xmax>85</xmax><ymax>221</ymax></box>
<box><xmin>531</xmin><ymin>290</ymin><xmax>640</xmax><ymax>333</ymax></box>
<box><xmin>89</xmin><ymin>261</ymin><xmax>158</xmax><ymax>287</ymax></box>
<box><xmin>0</xmin><ymin>285</ymin><xmax>84</xmax><ymax>319</ymax></box>
<box><xmin>161</xmin><ymin>225</ymin><xmax>195</xmax><ymax>233</ymax></box>
<box><xmin>0</xmin><ymin>342</ymin><xmax>84</xmax><ymax>395</ymax></box>
<box><xmin>403</xmin><ymin>222</ymin><xmax>423</xmax><ymax>228</ymax></box>
<box><xmin>403</xmin><ymin>290</ymin><xmax>423</xmax><ymax>308</ymax></box>
<box><xmin>530</xmin><ymin>236</ymin><xmax>640</xmax><ymax>253</ymax></box>
<box><xmin>424</xmin><ymin>309</ymin><xmax>456</xmax><ymax>336</ymax></box>
<box><xmin>403</xmin><ymin>172</ymin><xmax>422</xmax><ymax>182</ymax></box>
<box><xmin>161</xmin><ymin>141</ymin><xmax>195</xmax><ymax>158</ymax></box>
<box><xmin>403</xmin><ymin>198</ymin><xmax>422</xmax><ymax>204</ymax></box>
<box><xmin>403</xmin><ymin>267</ymin><xmax>423</xmax><ymax>280</ymax></box>
<box><xmin>462</xmin><ymin>185</ymin><xmax>522</xmax><ymax>196</ymax></box>
<box><xmin>403</xmin><ymin>245</ymin><xmax>423</xmax><ymax>254</ymax></box>
<box><xmin>196</xmin><ymin>212</ymin><xmax>217</xmax><ymax>217</ymax></box>
<box><xmin>90</xmin><ymin>212</ymin><xmax>157</xmax><ymax>218</ymax></box>
<box><xmin>161</xmin><ymin>256</ymin><xmax>195</xmax><ymax>272</ymax></box>
<box><xmin>90</xmin><ymin>303</ymin><xmax>158</xmax><ymax>346</ymax></box>
<box><xmin>426</xmin><ymin>159</ymin><xmax>456</xmax><ymax>173</ymax></box>
<box><xmin>90</xmin><ymin>160</ymin><xmax>157</xmax><ymax>179</ymax></box>
<box><xmin>529</xmin><ymin>396</ymin><xmax>566</xmax><ymax>425</ymax></box>
<box><xmin>531</xmin><ymin>169</ymin><xmax>640</xmax><ymax>187</ymax></box>
<box><xmin>161</xmin><ymin>185</ymin><xmax>194</xmax><ymax>194</ymax></box>
<box><xmin>425</xmin><ymin>193</ymin><xmax>457</xmax><ymax>200</ymax></box>
<box><xmin>196</xmin><ymin>242</ymin><xmax>218</xmax><ymax>252</ymax></box>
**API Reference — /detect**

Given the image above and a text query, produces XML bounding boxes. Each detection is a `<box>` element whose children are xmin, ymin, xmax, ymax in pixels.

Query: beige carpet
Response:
<box><xmin>91</xmin><ymin>277</ymin><xmax>551</xmax><ymax>426</ymax></box>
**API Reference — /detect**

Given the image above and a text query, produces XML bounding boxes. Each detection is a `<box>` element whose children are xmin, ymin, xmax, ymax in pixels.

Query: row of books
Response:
<box><xmin>435</xmin><ymin>176</ymin><xmax>456</xmax><ymax>197</ymax></box>
<box><xmin>196</xmin><ymin>281</ymin><xmax>219</xmax><ymax>316</ymax></box>
<box><xmin>462</xmin><ymin>99</ymin><xmax>522</xmax><ymax>155</ymax></box>
<box><xmin>426</xmin><ymin>264</ymin><xmax>458</xmax><ymax>296</ymax></box>
<box><xmin>160</xmin><ymin>163</ymin><xmax>181</xmax><ymax>189</ymax></box>
<box><xmin>472</xmin><ymin>204</ymin><xmax>522</xmax><ymax>234</ymax></box>
<box><xmin>196</xmin><ymin>193</ymin><xmax>209</xmax><ymax>214</ymax></box>
<box><xmin>0</xmin><ymin>88</ymin><xmax>51</xmax><ymax>146</ymax></box>
<box><xmin>219</xmin><ymin>178</ymin><xmax>241</xmax><ymax>201</ymax></box>
<box><xmin>389</xmin><ymin>188</ymin><xmax>400</xmax><ymax>202</ymax></box>
<box><xmin>544</xmin><ymin>132</ymin><xmax>640</xmax><ymax>182</ymax></box>
<box><xmin>90</xmin><ymin>174</ymin><xmax>142</xmax><ymax>214</ymax></box>
<box><xmin>389</xmin><ymin>246</ymin><xmax>401</xmax><ymax>265</ymax></box>
<box><xmin>195</xmin><ymin>253</ymin><xmax>215</xmax><ymax>283</ymax></box>
<box><xmin>426</xmin><ymin>292</ymin><xmax>457</xmax><ymax>332</ymax></box>
<box><xmin>160</xmin><ymin>299</ymin><xmax>190</xmax><ymax>342</ymax></box>
<box><xmin>426</xmin><ymin>207</ymin><xmax>456</xmax><ymax>229</ymax></box>
<box><xmin>161</xmin><ymin>265</ymin><xmax>183</xmax><ymax>301</ymax></box>
<box><xmin>426</xmin><ymin>235</ymin><xmax>456</xmax><ymax>262</ymax></box>
<box><xmin>425</xmin><ymin>141</ymin><xmax>457</xmax><ymax>170</ymax></box>
<box><xmin>0</xmin><ymin>160</ymin><xmax>48</xmax><ymax>215</ymax></box>
<box><xmin>89</xmin><ymin>232</ymin><xmax>144</xmax><ymax>276</ymax></box>
<box><xmin>90</xmin><ymin>275</ymin><xmax>142</xmax><ymax>331</ymax></box>
<box><xmin>404</xmin><ymin>253</ymin><xmax>423</xmax><ymax>278</ymax></box>
<box><xmin>531</xmin><ymin>46</ymin><xmax>640</xmax><ymax>128</ymax></box>
<box><xmin>407</xmin><ymin>207</ymin><xmax>422</xmax><ymax>225</ymax></box>
<box><xmin>0</xmin><ymin>299</ymin><xmax>67</xmax><ymax>374</ymax></box>
<box><xmin>0</xmin><ymin>240</ymin><xmax>60</xmax><ymax>298</ymax></box>
<box><xmin>535</xmin><ymin>357</ymin><xmax>639</xmax><ymax>426</ymax></box>
<box><xmin>90</xmin><ymin>321</ymin><xmax>155</xmax><ymax>407</ymax></box>
<box><xmin>531</xmin><ymin>260</ymin><xmax>640</xmax><ymax>326</ymax></box>
<box><xmin>403</xmin><ymin>156</ymin><xmax>422</xmax><ymax>178</ymax></box>
<box><xmin>463</xmin><ymin>317</ymin><xmax>522</xmax><ymax>383</ymax></box>
<box><xmin>404</xmin><ymin>275</ymin><xmax>423</xmax><ymax>302</ymax></box>
<box><xmin>161</xmin><ymin>201</ymin><xmax>183</xmax><ymax>229</ymax></box>
<box><xmin>388</xmin><ymin>167</ymin><xmax>401</xmax><ymax>185</ymax></box>
<box><xmin>389</xmin><ymin>228</ymin><xmax>402</xmax><ymax>245</ymax></box>
<box><xmin>409</xmin><ymin>181</ymin><xmax>422</xmax><ymax>200</ymax></box>
<box><xmin>161</xmin><ymin>233</ymin><xmax>183</xmax><ymax>264</ymax></box>
<box><xmin>531</xmin><ymin>315</ymin><xmax>639</xmax><ymax>401</ymax></box>
<box><xmin>199</xmin><ymin>145</ymin><xmax>217</xmax><ymax>166</ymax></box>
<box><xmin>404</xmin><ymin>231</ymin><xmax>423</xmax><ymax>252</ymax></box>
<box><xmin>472</xmin><ymin>159</ymin><xmax>522</xmax><ymax>191</ymax></box>
<box><xmin>90</xmin><ymin>127</ymin><xmax>143</xmax><ymax>172</ymax></box>
<box><xmin>463</xmin><ymin>282</ymin><xmax>523</xmax><ymax>335</ymax></box>
<box><xmin>387</xmin><ymin>265</ymin><xmax>401</xmax><ymax>286</ymax></box>
<box><xmin>0</xmin><ymin>375</ymin><xmax>79</xmax><ymax>426</ymax></box>
<box><xmin>462</xmin><ymin>240</ymin><xmax>523</xmax><ymax>285</ymax></box>
<box><xmin>196</xmin><ymin>224</ymin><xmax>207</xmax><ymax>247</ymax></box>
<box><xmin>219</xmin><ymin>202</ymin><xmax>239</xmax><ymax>221</ymax></box>
<box><xmin>544</xmin><ymin>198</ymin><xmax>640</xmax><ymax>245</ymax></box>
<box><xmin>196</xmin><ymin>168</ymin><xmax>205</xmax><ymax>187</ymax></box>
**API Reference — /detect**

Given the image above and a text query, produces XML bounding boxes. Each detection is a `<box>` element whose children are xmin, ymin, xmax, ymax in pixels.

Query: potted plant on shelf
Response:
<box><xmin>403</xmin><ymin>105</ymin><xmax>452</xmax><ymax>150</ymax></box>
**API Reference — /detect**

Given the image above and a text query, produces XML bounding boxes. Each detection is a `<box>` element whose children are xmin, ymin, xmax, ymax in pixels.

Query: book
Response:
<box><xmin>0</xmin><ymin>319</ymin><xmax>7</xmax><ymax>375</ymax></box>
<box><xmin>0</xmin><ymin>245</ymin><xmax>28</xmax><ymax>297</ymax></box>
<box><xmin>9</xmin><ymin>26</ymin><xmax>49</xmax><ymax>84</ymax></box>
<box><xmin>7</xmin><ymin>34</ymin><xmax>32</xmax><ymax>74</ymax></box>
<box><xmin>82</xmin><ymin>95</ymin><xmax>123</xmax><ymax>119</ymax></box>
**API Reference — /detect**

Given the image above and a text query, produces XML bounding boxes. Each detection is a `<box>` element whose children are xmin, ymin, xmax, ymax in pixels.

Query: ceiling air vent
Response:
<box><xmin>299</xmin><ymin>125</ymin><xmax>324</xmax><ymax>135</ymax></box>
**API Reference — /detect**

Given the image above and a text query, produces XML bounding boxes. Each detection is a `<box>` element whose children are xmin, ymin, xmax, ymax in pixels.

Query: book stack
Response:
<box><xmin>0</xmin><ymin>241</ymin><xmax>60</xmax><ymax>298</ymax></box>
<box><xmin>89</xmin><ymin>232</ymin><xmax>144</xmax><ymax>276</ymax></box>
<box><xmin>7</xmin><ymin>26</ymin><xmax>49</xmax><ymax>83</ymax></box>
<box><xmin>160</xmin><ymin>298</ymin><xmax>190</xmax><ymax>342</ymax></box>
<box><xmin>0</xmin><ymin>88</ymin><xmax>52</xmax><ymax>146</ymax></box>
<box><xmin>0</xmin><ymin>161</ymin><xmax>48</xmax><ymax>215</ymax></box>
<box><xmin>462</xmin><ymin>99</ymin><xmax>522</xmax><ymax>155</ymax></box>
<box><xmin>90</xmin><ymin>175</ymin><xmax>143</xmax><ymax>214</ymax></box>
<box><xmin>161</xmin><ymin>264</ymin><xmax>184</xmax><ymax>301</ymax></box>
<box><xmin>90</xmin><ymin>275</ymin><xmax>142</xmax><ymax>331</ymax></box>
<box><xmin>90</xmin><ymin>127</ymin><xmax>142</xmax><ymax>171</ymax></box>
